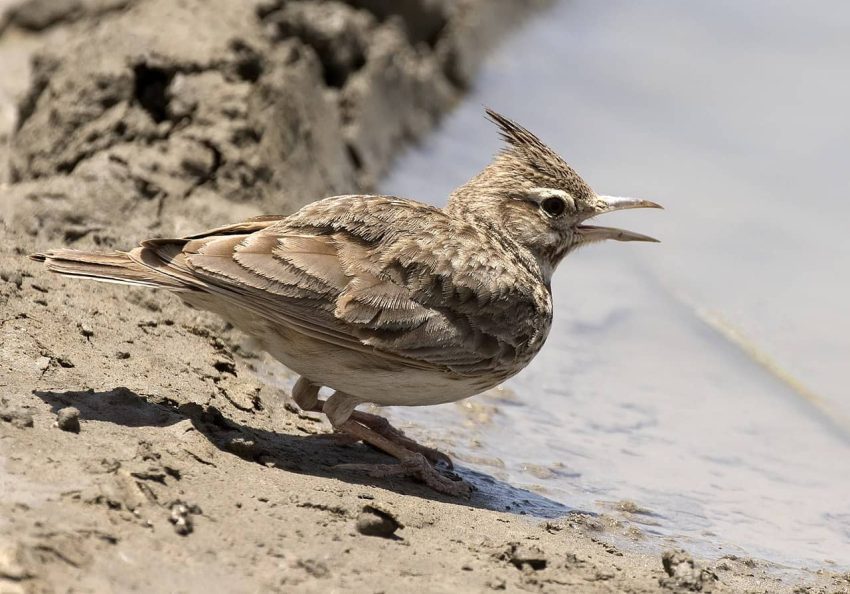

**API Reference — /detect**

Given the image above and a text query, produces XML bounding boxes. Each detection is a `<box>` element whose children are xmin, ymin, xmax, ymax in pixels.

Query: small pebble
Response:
<box><xmin>79</xmin><ymin>323</ymin><xmax>94</xmax><ymax>338</ymax></box>
<box><xmin>225</xmin><ymin>436</ymin><xmax>263</xmax><ymax>460</ymax></box>
<box><xmin>355</xmin><ymin>505</ymin><xmax>402</xmax><ymax>538</ymax></box>
<box><xmin>56</xmin><ymin>406</ymin><xmax>81</xmax><ymax>433</ymax></box>
<box><xmin>169</xmin><ymin>502</ymin><xmax>196</xmax><ymax>536</ymax></box>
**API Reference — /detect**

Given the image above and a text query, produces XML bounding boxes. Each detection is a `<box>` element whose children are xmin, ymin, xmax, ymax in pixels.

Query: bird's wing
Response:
<box><xmin>182</xmin><ymin>214</ymin><xmax>288</xmax><ymax>239</ymax></box>
<box><xmin>141</xmin><ymin>195</ymin><xmax>531</xmax><ymax>375</ymax></box>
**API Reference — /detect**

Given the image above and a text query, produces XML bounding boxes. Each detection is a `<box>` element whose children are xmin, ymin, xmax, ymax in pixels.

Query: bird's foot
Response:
<box><xmin>290</xmin><ymin>380</ymin><xmax>453</xmax><ymax>469</ymax></box>
<box><xmin>337</xmin><ymin>454</ymin><xmax>472</xmax><ymax>498</ymax></box>
<box><xmin>350</xmin><ymin>410</ymin><xmax>453</xmax><ymax>469</ymax></box>
<box><xmin>334</xmin><ymin>419</ymin><xmax>471</xmax><ymax>498</ymax></box>
<box><xmin>289</xmin><ymin>382</ymin><xmax>466</xmax><ymax>496</ymax></box>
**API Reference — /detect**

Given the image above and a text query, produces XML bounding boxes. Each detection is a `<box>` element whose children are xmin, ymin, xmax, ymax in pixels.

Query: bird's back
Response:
<box><xmin>191</xmin><ymin>195</ymin><xmax>553</xmax><ymax>378</ymax></box>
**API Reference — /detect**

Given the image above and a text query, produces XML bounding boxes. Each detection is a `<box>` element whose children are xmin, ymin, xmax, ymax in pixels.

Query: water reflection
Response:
<box><xmin>381</xmin><ymin>0</ymin><xmax>850</xmax><ymax>568</ymax></box>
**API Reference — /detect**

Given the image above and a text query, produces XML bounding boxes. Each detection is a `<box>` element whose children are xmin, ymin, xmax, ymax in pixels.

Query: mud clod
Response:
<box><xmin>0</xmin><ymin>402</ymin><xmax>34</xmax><ymax>429</ymax></box>
<box><xmin>500</xmin><ymin>542</ymin><xmax>548</xmax><ymax>571</ymax></box>
<box><xmin>355</xmin><ymin>505</ymin><xmax>402</xmax><ymax>538</ymax></box>
<box><xmin>169</xmin><ymin>501</ymin><xmax>200</xmax><ymax>536</ymax></box>
<box><xmin>660</xmin><ymin>549</ymin><xmax>717</xmax><ymax>592</ymax></box>
<box><xmin>55</xmin><ymin>406</ymin><xmax>81</xmax><ymax>433</ymax></box>
<box><xmin>1</xmin><ymin>269</ymin><xmax>23</xmax><ymax>289</ymax></box>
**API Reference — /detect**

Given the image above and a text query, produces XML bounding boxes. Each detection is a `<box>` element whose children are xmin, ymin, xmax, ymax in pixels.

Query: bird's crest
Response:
<box><xmin>484</xmin><ymin>107</ymin><xmax>591</xmax><ymax>197</ymax></box>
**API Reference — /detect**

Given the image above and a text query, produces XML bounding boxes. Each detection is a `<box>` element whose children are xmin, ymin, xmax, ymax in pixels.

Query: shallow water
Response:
<box><xmin>379</xmin><ymin>0</ymin><xmax>850</xmax><ymax>569</ymax></box>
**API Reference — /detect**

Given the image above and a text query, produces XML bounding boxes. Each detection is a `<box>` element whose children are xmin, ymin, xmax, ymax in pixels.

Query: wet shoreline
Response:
<box><xmin>382</xmin><ymin>0</ymin><xmax>850</xmax><ymax>571</ymax></box>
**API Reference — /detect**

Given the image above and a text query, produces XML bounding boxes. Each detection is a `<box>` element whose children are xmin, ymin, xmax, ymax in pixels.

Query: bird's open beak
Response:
<box><xmin>576</xmin><ymin>195</ymin><xmax>663</xmax><ymax>243</ymax></box>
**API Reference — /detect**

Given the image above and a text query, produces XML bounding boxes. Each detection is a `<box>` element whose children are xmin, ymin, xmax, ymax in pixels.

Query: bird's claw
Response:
<box><xmin>337</xmin><ymin>453</ymin><xmax>472</xmax><ymax>498</ymax></box>
<box><xmin>350</xmin><ymin>410</ymin><xmax>454</xmax><ymax>469</ymax></box>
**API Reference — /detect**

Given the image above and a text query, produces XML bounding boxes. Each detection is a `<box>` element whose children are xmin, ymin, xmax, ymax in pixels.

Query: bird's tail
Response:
<box><xmin>30</xmin><ymin>247</ymin><xmax>188</xmax><ymax>290</ymax></box>
<box><xmin>30</xmin><ymin>215</ymin><xmax>287</xmax><ymax>291</ymax></box>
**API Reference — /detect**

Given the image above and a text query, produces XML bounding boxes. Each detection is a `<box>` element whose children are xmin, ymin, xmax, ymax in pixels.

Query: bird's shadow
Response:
<box><xmin>34</xmin><ymin>387</ymin><xmax>572</xmax><ymax>519</ymax></box>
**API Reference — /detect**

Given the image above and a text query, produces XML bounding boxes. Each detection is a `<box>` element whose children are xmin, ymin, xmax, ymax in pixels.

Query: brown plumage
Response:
<box><xmin>32</xmin><ymin>109</ymin><xmax>661</xmax><ymax>496</ymax></box>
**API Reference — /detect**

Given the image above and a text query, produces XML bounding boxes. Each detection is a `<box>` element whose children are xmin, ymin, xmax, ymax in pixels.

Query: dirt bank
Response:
<box><xmin>0</xmin><ymin>1</ymin><xmax>848</xmax><ymax>592</ymax></box>
<box><xmin>1</xmin><ymin>0</ymin><xmax>551</xmax><ymax>240</ymax></box>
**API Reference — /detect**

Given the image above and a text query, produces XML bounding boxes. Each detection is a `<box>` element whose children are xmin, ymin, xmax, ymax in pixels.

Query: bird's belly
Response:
<box><xmin>266</xmin><ymin>329</ymin><xmax>496</xmax><ymax>406</ymax></box>
<box><xmin>194</xmin><ymin>296</ymin><xmax>504</xmax><ymax>406</ymax></box>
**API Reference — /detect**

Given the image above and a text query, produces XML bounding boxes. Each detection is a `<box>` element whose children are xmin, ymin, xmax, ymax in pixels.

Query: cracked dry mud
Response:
<box><xmin>1</xmin><ymin>0</ymin><xmax>849</xmax><ymax>592</ymax></box>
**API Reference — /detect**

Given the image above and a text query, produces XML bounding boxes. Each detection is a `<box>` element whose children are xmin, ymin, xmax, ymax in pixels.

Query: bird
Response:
<box><xmin>31</xmin><ymin>108</ymin><xmax>661</xmax><ymax>496</ymax></box>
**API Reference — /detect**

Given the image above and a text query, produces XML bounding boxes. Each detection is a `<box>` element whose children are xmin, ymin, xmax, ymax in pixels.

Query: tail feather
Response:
<box><xmin>30</xmin><ymin>248</ymin><xmax>188</xmax><ymax>290</ymax></box>
<box><xmin>30</xmin><ymin>215</ymin><xmax>286</xmax><ymax>292</ymax></box>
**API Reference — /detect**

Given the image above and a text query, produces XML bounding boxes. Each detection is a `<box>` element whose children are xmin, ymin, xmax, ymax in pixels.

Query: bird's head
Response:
<box><xmin>448</xmin><ymin>108</ymin><xmax>661</xmax><ymax>281</ymax></box>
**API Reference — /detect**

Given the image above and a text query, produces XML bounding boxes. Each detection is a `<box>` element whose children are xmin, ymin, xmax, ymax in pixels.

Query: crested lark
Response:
<box><xmin>32</xmin><ymin>109</ymin><xmax>661</xmax><ymax>496</ymax></box>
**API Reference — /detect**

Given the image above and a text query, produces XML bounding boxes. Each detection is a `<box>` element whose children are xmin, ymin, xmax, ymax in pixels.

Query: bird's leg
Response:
<box><xmin>349</xmin><ymin>409</ymin><xmax>453</xmax><ymax>469</ymax></box>
<box><xmin>290</xmin><ymin>377</ymin><xmax>358</xmax><ymax>445</ymax></box>
<box><xmin>291</xmin><ymin>377</ymin><xmax>453</xmax><ymax>468</ymax></box>
<box><xmin>292</xmin><ymin>377</ymin><xmax>321</xmax><ymax>411</ymax></box>
<box><xmin>323</xmin><ymin>390</ymin><xmax>471</xmax><ymax>498</ymax></box>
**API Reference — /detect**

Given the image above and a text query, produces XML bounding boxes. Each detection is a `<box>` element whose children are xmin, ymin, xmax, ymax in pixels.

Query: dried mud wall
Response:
<box><xmin>0</xmin><ymin>0</ymin><xmax>549</xmax><ymax>246</ymax></box>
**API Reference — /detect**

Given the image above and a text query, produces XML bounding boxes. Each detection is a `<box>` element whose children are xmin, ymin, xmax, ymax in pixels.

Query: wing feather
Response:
<box><xmin>130</xmin><ymin>197</ymin><xmax>543</xmax><ymax>376</ymax></box>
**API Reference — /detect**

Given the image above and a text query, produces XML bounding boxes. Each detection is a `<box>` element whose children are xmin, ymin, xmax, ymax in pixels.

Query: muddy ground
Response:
<box><xmin>1</xmin><ymin>1</ymin><xmax>848</xmax><ymax>592</ymax></box>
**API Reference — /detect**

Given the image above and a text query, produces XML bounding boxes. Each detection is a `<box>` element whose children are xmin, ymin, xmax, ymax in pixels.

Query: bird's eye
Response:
<box><xmin>540</xmin><ymin>196</ymin><xmax>567</xmax><ymax>218</ymax></box>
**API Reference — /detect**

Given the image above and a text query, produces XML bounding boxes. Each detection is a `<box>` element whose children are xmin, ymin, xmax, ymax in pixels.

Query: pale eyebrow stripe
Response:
<box><xmin>530</xmin><ymin>187</ymin><xmax>569</xmax><ymax>198</ymax></box>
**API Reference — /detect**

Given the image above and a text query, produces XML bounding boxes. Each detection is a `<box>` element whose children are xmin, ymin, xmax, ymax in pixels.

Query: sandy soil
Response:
<box><xmin>5</xmin><ymin>231</ymin><xmax>847</xmax><ymax>592</ymax></box>
<box><xmin>0</xmin><ymin>1</ymin><xmax>848</xmax><ymax>592</ymax></box>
